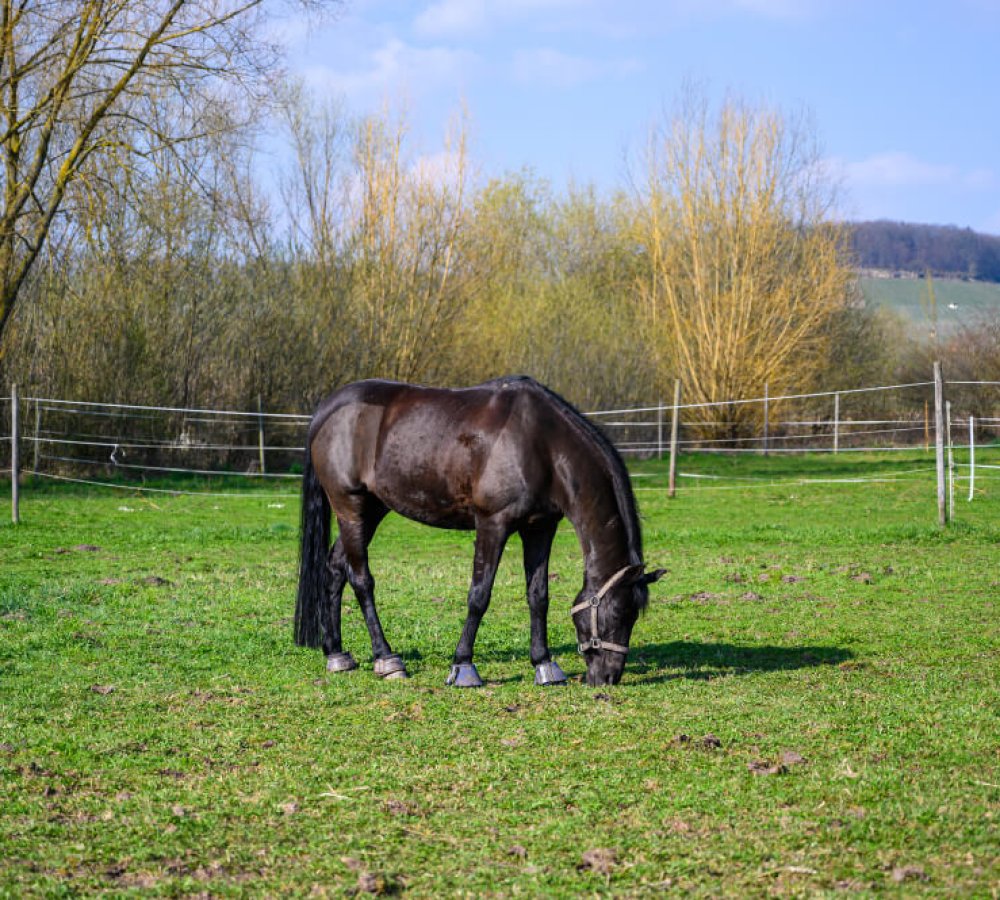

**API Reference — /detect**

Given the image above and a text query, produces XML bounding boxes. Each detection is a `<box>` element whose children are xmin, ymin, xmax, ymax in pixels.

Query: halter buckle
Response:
<box><xmin>589</xmin><ymin>595</ymin><xmax>601</xmax><ymax>608</ymax></box>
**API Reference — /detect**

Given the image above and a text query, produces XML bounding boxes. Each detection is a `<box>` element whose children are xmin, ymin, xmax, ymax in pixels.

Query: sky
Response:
<box><xmin>277</xmin><ymin>0</ymin><xmax>1000</xmax><ymax>233</ymax></box>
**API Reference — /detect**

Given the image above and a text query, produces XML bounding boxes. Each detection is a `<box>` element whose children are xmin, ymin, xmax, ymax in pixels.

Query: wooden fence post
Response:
<box><xmin>933</xmin><ymin>361</ymin><xmax>947</xmax><ymax>526</ymax></box>
<box><xmin>668</xmin><ymin>379</ymin><xmax>681</xmax><ymax>498</ymax></box>
<box><xmin>11</xmin><ymin>383</ymin><xmax>19</xmax><ymax>524</ymax></box>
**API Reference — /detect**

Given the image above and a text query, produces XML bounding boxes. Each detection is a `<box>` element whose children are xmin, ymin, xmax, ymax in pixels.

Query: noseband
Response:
<box><xmin>571</xmin><ymin>565</ymin><xmax>633</xmax><ymax>656</ymax></box>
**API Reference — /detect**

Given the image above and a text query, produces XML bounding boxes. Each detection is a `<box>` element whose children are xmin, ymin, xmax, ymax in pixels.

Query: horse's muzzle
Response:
<box><xmin>584</xmin><ymin>652</ymin><xmax>626</xmax><ymax>686</ymax></box>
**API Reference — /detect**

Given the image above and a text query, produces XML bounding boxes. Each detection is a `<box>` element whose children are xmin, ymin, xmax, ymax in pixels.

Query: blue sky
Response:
<box><xmin>278</xmin><ymin>0</ymin><xmax>1000</xmax><ymax>232</ymax></box>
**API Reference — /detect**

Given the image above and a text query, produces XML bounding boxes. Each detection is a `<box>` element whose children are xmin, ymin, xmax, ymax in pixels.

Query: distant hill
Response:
<box><xmin>850</xmin><ymin>220</ymin><xmax>1000</xmax><ymax>282</ymax></box>
<box><xmin>859</xmin><ymin>274</ymin><xmax>1000</xmax><ymax>338</ymax></box>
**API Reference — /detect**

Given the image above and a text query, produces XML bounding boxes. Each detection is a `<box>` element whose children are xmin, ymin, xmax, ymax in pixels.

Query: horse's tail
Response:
<box><xmin>294</xmin><ymin>441</ymin><xmax>330</xmax><ymax>648</ymax></box>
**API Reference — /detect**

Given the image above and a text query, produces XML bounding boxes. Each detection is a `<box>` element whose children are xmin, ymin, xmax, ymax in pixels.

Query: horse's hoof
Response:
<box><xmin>373</xmin><ymin>654</ymin><xmax>407</xmax><ymax>679</ymax></box>
<box><xmin>445</xmin><ymin>662</ymin><xmax>483</xmax><ymax>688</ymax></box>
<box><xmin>534</xmin><ymin>660</ymin><xmax>568</xmax><ymax>686</ymax></box>
<box><xmin>326</xmin><ymin>651</ymin><xmax>358</xmax><ymax>673</ymax></box>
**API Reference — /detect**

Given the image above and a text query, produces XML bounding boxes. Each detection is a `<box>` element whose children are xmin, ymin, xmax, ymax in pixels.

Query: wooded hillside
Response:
<box><xmin>850</xmin><ymin>220</ymin><xmax>1000</xmax><ymax>281</ymax></box>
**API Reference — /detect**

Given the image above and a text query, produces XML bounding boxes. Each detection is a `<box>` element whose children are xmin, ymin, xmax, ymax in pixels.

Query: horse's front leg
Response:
<box><xmin>447</xmin><ymin>520</ymin><xmax>509</xmax><ymax>687</ymax></box>
<box><xmin>520</xmin><ymin>518</ymin><xmax>567</xmax><ymax>686</ymax></box>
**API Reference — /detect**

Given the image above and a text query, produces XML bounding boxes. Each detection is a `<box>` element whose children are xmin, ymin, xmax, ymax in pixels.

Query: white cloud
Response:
<box><xmin>828</xmin><ymin>152</ymin><xmax>996</xmax><ymax>191</ymax></box>
<box><xmin>414</xmin><ymin>0</ymin><xmax>598</xmax><ymax>39</ymax></box>
<box><xmin>411</xmin><ymin>0</ymin><xmax>829</xmax><ymax>46</ymax></box>
<box><xmin>512</xmin><ymin>48</ymin><xmax>642</xmax><ymax>88</ymax></box>
<box><xmin>414</xmin><ymin>0</ymin><xmax>490</xmax><ymax>38</ymax></box>
<box><xmin>844</xmin><ymin>152</ymin><xmax>958</xmax><ymax>187</ymax></box>
<box><xmin>302</xmin><ymin>39</ymin><xmax>477</xmax><ymax>103</ymax></box>
<box><xmin>823</xmin><ymin>152</ymin><xmax>1000</xmax><ymax>225</ymax></box>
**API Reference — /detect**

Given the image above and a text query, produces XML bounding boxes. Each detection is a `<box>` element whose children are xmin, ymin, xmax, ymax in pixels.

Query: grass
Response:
<box><xmin>1</xmin><ymin>452</ymin><xmax>998</xmax><ymax>897</ymax></box>
<box><xmin>860</xmin><ymin>275</ymin><xmax>1000</xmax><ymax>337</ymax></box>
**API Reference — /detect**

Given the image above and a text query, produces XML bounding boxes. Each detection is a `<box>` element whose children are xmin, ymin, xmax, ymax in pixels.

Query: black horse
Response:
<box><xmin>294</xmin><ymin>376</ymin><xmax>664</xmax><ymax>686</ymax></box>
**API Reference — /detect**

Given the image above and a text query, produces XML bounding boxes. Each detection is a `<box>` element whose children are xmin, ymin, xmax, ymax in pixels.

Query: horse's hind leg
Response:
<box><xmin>337</xmin><ymin>497</ymin><xmax>407</xmax><ymax>678</ymax></box>
<box><xmin>323</xmin><ymin>539</ymin><xmax>357</xmax><ymax>672</ymax></box>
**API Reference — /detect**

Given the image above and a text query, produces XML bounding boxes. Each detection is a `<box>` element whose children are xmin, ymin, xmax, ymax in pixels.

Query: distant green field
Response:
<box><xmin>2</xmin><ymin>453</ymin><xmax>999</xmax><ymax>896</ymax></box>
<box><xmin>860</xmin><ymin>275</ymin><xmax>1000</xmax><ymax>337</ymax></box>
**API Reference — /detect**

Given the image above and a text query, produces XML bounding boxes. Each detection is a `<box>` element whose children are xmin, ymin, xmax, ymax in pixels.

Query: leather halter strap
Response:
<box><xmin>570</xmin><ymin>565</ymin><xmax>634</xmax><ymax>655</ymax></box>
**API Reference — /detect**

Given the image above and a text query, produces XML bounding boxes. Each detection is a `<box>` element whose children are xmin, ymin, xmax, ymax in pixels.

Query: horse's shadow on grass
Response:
<box><xmin>541</xmin><ymin>640</ymin><xmax>854</xmax><ymax>685</ymax></box>
<box><xmin>633</xmin><ymin>641</ymin><xmax>853</xmax><ymax>685</ymax></box>
<box><xmin>356</xmin><ymin>643</ymin><xmax>851</xmax><ymax>686</ymax></box>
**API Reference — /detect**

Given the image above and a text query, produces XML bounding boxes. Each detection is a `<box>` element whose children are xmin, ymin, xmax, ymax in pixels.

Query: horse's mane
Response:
<box><xmin>502</xmin><ymin>377</ymin><xmax>646</xmax><ymax>607</ymax></box>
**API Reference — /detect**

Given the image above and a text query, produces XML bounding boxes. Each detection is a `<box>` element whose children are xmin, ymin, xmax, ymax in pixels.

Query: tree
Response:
<box><xmin>344</xmin><ymin>107</ymin><xmax>473</xmax><ymax>382</ymax></box>
<box><xmin>2</xmin><ymin>112</ymin><xmax>259</xmax><ymax>410</ymax></box>
<box><xmin>631</xmin><ymin>90</ymin><xmax>855</xmax><ymax>438</ymax></box>
<box><xmin>452</xmin><ymin>173</ymin><xmax>654</xmax><ymax>408</ymax></box>
<box><xmin>275</xmin><ymin>89</ymin><xmax>480</xmax><ymax>388</ymax></box>
<box><xmin>0</xmin><ymin>0</ymin><xmax>329</xmax><ymax>350</ymax></box>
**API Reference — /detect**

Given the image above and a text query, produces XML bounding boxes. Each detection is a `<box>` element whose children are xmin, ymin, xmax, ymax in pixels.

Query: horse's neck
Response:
<box><xmin>556</xmin><ymin>448</ymin><xmax>633</xmax><ymax>588</ymax></box>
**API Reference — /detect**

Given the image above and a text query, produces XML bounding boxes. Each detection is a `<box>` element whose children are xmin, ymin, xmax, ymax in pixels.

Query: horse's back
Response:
<box><xmin>308</xmin><ymin>380</ymin><xmax>406</xmax><ymax>440</ymax></box>
<box><xmin>308</xmin><ymin>378</ymin><xmax>561</xmax><ymax>528</ymax></box>
<box><xmin>310</xmin><ymin>377</ymin><xmax>540</xmax><ymax>442</ymax></box>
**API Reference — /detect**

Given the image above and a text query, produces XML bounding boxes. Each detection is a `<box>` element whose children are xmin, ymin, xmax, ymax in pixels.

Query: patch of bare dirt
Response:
<box><xmin>384</xmin><ymin>798</ymin><xmax>418</xmax><ymax>817</ymax></box>
<box><xmin>891</xmin><ymin>864</ymin><xmax>928</xmax><ymax>884</ymax></box>
<box><xmin>578</xmin><ymin>848</ymin><xmax>618</xmax><ymax>875</ymax></box>
<box><xmin>748</xmin><ymin>759</ymin><xmax>786</xmax><ymax>776</ymax></box>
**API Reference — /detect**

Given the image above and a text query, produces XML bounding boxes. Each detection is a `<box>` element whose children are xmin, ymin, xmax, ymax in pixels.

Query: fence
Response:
<box><xmin>3</xmin><ymin>374</ymin><xmax>999</xmax><ymax>525</ymax></box>
<box><xmin>592</xmin><ymin>381</ymin><xmax>1000</xmax><ymax>457</ymax></box>
<box><xmin>594</xmin><ymin>374</ymin><xmax>998</xmax><ymax>517</ymax></box>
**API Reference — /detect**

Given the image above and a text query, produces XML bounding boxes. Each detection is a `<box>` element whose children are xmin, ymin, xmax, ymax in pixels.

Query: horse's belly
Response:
<box><xmin>376</xmin><ymin>483</ymin><xmax>478</xmax><ymax>530</ymax></box>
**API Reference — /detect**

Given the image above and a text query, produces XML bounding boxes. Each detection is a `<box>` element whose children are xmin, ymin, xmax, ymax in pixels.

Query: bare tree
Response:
<box><xmin>0</xmin><ymin>0</ymin><xmax>331</xmax><ymax>349</ymax></box>
<box><xmin>345</xmin><ymin>107</ymin><xmax>473</xmax><ymax>381</ymax></box>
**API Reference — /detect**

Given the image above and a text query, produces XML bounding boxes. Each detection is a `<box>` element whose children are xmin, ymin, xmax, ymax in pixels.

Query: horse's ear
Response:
<box><xmin>641</xmin><ymin>568</ymin><xmax>667</xmax><ymax>586</ymax></box>
<box><xmin>620</xmin><ymin>564</ymin><xmax>647</xmax><ymax>586</ymax></box>
<box><xmin>621</xmin><ymin>565</ymin><xmax>667</xmax><ymax>588</ymax></box>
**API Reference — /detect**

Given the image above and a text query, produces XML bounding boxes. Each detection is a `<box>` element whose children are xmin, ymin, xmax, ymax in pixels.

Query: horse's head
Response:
<box><xmin>573</xmin><ymin>564</ymin><xmax>666</xmax><ymax>686</ymax></box>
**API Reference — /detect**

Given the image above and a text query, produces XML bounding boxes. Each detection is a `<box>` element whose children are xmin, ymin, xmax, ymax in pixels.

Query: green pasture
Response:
<box><xmin>1</xmin><ymin>452</ymin><xmax>998</xmax><ymax>896</ymax></box>
<box><xmin>860</xmin><ymin>275</ymin><xmax>1000</xmax><ymax>337</ymax></box>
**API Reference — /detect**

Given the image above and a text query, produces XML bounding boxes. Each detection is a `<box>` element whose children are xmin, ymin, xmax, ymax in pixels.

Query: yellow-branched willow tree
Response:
<box><xmin>631</xmin><ymin>92</ymin><xmax>854</xmax><ymax>440</ymax></box>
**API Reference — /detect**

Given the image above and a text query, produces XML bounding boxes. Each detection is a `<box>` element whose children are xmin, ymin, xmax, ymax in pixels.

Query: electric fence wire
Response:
<box><xmin>32</xmin><ymin>470</ymin><xmax>299</xmax><ymax>498</ymax></box>
<box><xmin>585</xmin><ymin>381</ymin><xmax>936</xmax><ymax>417</ymax></box>
<box><xmin>26</xmin><ymin>396</ymin><xmax>311</xmax><ymax>420</ymax></box>
<box><xmin>28</xmin><ymin>435</ymin><xmax>305</xmax><ymax>454</ymax></box>
<box><xmin>37</xmin><ymin>453</ymin><xmax>301</xmax><ymax>479</ymax></box>
<box><xmin>7</xmin><ymin>380</ymin><xmax>996</xmax><ymax>497</ymax></box>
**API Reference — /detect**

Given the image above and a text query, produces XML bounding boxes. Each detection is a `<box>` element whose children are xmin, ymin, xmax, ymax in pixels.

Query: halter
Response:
<box><xmin>571</xmin><ymin>565</ymin><xmax>634</xmax><ymax>655</ymax></box>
